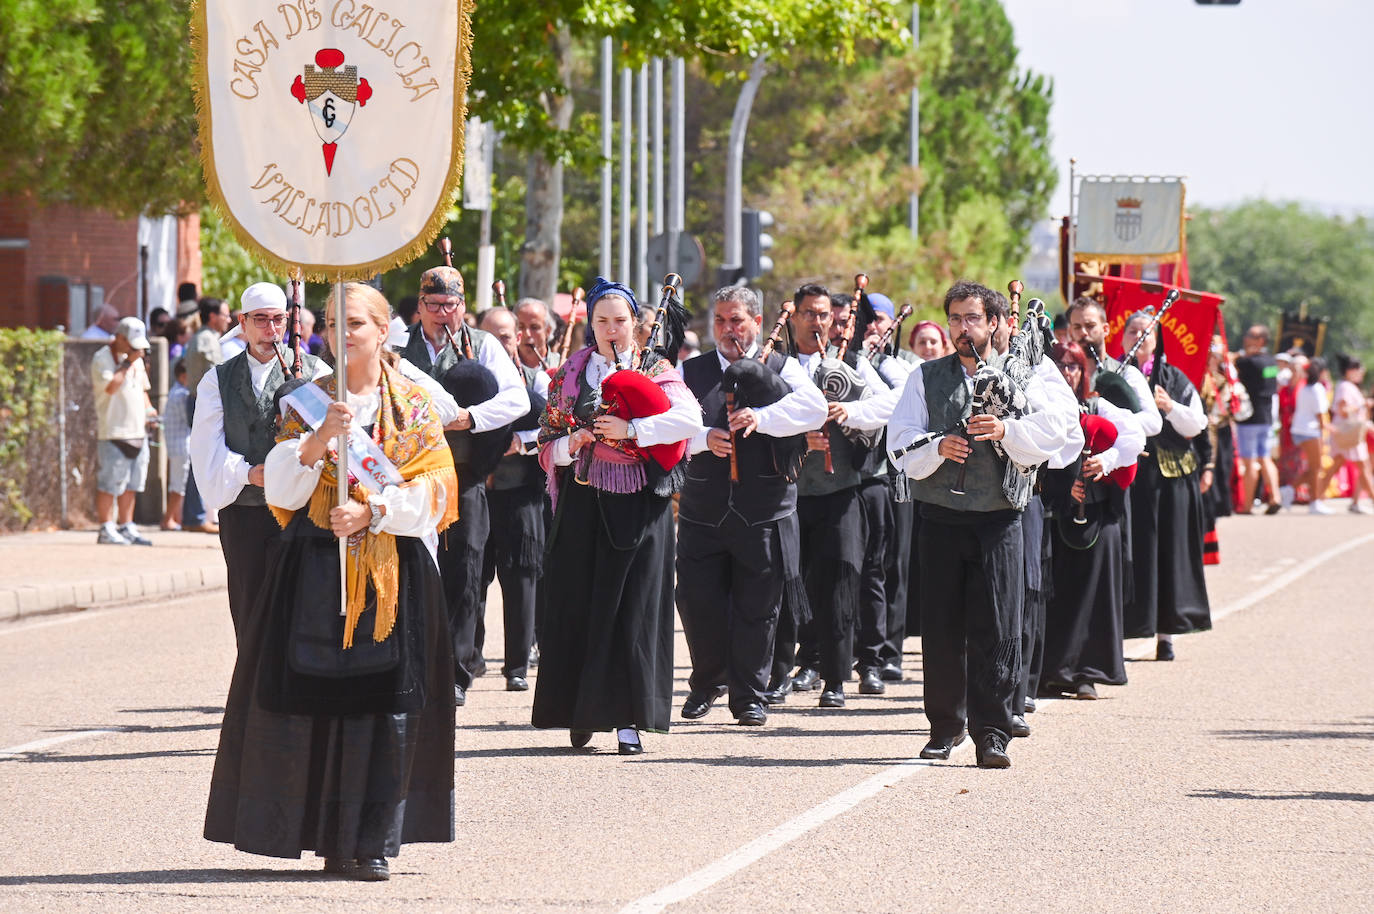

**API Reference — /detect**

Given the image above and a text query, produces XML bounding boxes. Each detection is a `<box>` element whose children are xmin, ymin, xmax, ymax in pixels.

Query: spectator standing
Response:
<box><xmin>1317</xmin><ymin>356</ymin><xmax>1374</xmax><ymax>513</ymax></box>
<box><xmin>1233</xmin><ymin>325</ymin><xmax>1282</xmax><ymax>514</ymax></box>
<box><xmin>1291</xmin><ymin>358</ymin><xmax>1332</xmax><ymax>513</ymax></box>
<box><xmin>148</xmin><ymin>307</ymin><xmax>171</xmax><ymax>336</ymax></box>
<box><xmin>90</xmin><ymin>318</ymin><xmax>157</xmax><ymax>545</ymax></box>
<box><xmin>81</xmin><ymin>304</ymin><xmax>121</xmax><ymax>341</ymax></box>
<box><xmin>160</xmin><ymin>317</ymin><xmax>190</xmax><ymax>363</ymax></box>
<box><xmin>161</xmin><ymin>361</ymin><xmax>193</xmax><ymax>530</ymax></box>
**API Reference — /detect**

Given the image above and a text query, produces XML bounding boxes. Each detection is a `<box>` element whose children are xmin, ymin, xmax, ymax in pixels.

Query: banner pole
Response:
<box><xmin>335</xmin><ymin>275</ymin><xmax>348</xmax><ymax>618</ymax></box>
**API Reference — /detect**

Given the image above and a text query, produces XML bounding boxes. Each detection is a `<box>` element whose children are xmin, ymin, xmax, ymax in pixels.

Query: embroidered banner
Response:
<box><xmin>1100</xmin><ymin>275</ymin><xmax>1224</xmax><ymax>392</ymax></box>
<box><xmin>192</xmin><ymin>1</ymin><xmax>472</xmax><ymax>280</ymax></box>
<box><xmin>1076</xmin><ymin>178</ymin><xmax>1185</xmax><ymax>264</ymax></box>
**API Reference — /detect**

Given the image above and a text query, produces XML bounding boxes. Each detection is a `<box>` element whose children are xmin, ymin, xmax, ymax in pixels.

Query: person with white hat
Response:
<box><xmin>90</xmin><ymin>317</ymin><xmax>157</xmax><ymax>545</ymax></box>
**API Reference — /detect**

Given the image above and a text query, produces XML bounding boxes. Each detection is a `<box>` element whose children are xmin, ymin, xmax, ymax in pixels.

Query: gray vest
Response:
<box><xmin>216</xmin><ymin>350</ymin><xmax>320</xmax><ymax>507</ymax></box>
<box><xmin>908</xmin><ymin>353</ymin><xmax>1014</xmax><ymax>513</ymax></box>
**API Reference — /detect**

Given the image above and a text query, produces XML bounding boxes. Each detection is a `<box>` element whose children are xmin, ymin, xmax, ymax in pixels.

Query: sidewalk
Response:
<box><xmin>0</xmin><ymin>528</ymin><xmax>227</xmax><ymax>622</ymax></box>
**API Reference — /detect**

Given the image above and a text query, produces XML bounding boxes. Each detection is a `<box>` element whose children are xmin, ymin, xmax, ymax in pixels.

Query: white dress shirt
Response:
<box><xmin>1089</xmin><ymin>397</ymin><xmax>1145</xmax><ymax>475</ymax></box>
<box><xmin>1035</xmin><ymin>358</ymin><xmax>1088</xmax><ymax>469</ymax></box>
<box><xmin>547</xmin><ymin>351</ymin><xmax>704</xmax><ymax>467</ymax></box>
<box><xmin>1159</xmin><ymin>384</ymin><xmax>1208</xmax><ymax>439</ymax></box>
<box><xmin>687</xmin><ymin>345</ymin><xmax>828</xmax><ymax>456</ymax></box>
<box><xmin>795</xmin><ymin>350</ymin><xmax>902</xmax><ymax>432</ymax></box>
<box><xmin>888</xmin><ymin>356</ymin><xmax>1073</xmax><ymax>482</ymax></box>
<box><xmin>423</xmin><ymin>332</ymin><xmax>529</xmax><ymax>431</ymax></box>
<box><xmin>516</xmin><ymin>367</ymin><xmax>553</xmax><ymax>450</ymax></box>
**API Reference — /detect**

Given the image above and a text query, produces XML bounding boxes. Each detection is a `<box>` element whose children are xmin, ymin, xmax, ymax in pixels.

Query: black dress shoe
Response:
<box><xmin>763</xmin><ymin>676</ymin><xmax>791</xmax><ymax>705</ymax></box>
<box><xmin>505</xmin><ymin>676</ymin><xmax>529</xmax><ymax>692</ymax></box>
<box><xmin>975</xmin><ymin>732</ymin><xmax>1012</xmax><ymax>769</ymax></box>
<box><xmin>323</xmin><ymin>857</ymin><xmax>355</xmax><ymax>876</ymax></box>
<box><xmin>790</xmin><ymin>667</ymin><xmax>820</xmax><ymax>691</ymax></box>
<box><xmin>919</xmin><ymin>733</ymin><xmax>967</xmax><ymax>760</ymax></box>
<box><xmin>736</xmin><ymin>703</ymin><xmax>767</xmax><ymax>726</ymax></box>
<box><xmin>354</xmin><ymin>857</ymin><xmax>390</xmax><ymax>881</ymax></box>
<box><xmin>453</xmin><ymin>684</ymin><xmax>466</xmax><ymax>707</ymax></box>
<box><xmin>570</xmin><ymin>729</ymin><xmax>593</xmax><ymax>748</ymax></box>
<box><xmin>1009</xmin><ymin>715</ymin><xmax>1031</xmax><ymax>738</ymax></box>
<box><xmin>858</xmin><ymin>670</ymin><xmax>886</xmax><ymax>695</ymax></box>
<box><xmin>618</xmin><ymin>730</ymin><xmax>644</xmax><ymax>755</ymax></box>
<box><xmin>681</xmin><ymin>685</ymin><xmax>728</xmax><ymax>719</ymax></box>
<box><xmin>1023</xmin><ymin>697</ymin><xmax>1037</xmax><ymax>714</ymax></box>
<box><xmin>1156</xmin><ymin>640</ymin><xmax>1175</xmax><ymax>661</ymax></box>
<box><xmin>1075</xmin><ymin>682</ymin><xmax>1098</xmax><ymax>700</ymax></box>
<box><xmin>818</xmin><ymin>685</ymin><xmax>845</xmax><ymax>708</ymax></box>
<box><xmin>878</xmin><ymin>662</ymin><xmax>903</xmax><ymax>682</ymax></box>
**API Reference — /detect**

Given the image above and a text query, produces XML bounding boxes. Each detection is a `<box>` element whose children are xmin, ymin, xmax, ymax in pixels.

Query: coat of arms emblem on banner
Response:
<box><xmin>1114</xmin><ymin>196</ymin><xmax>1143</xmax><ymax>243</ymax></box>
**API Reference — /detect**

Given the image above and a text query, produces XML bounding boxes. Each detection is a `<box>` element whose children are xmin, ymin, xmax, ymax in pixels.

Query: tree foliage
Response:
<box><xmin>1189</xmin><ymin>201</ymin><xmax>1374</xmax><ymax>361</ymax></box>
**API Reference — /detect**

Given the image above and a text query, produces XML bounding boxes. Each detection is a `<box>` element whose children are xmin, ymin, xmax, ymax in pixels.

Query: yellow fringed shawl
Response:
<box><xmin>272</xmin><ymin>365</ymin><xmax>460</xmax><ymax>649</ymax></box>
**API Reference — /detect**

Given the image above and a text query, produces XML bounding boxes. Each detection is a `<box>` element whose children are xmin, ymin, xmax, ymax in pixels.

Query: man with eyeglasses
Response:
<box><xmin>888</xmin><ymin>281</ymin><xmax>1074</xmax><ymax>769</ymax></box>
<box><xmin>189</xmin><ymin>283</ymin><xmax>329</xmax><ymax>643</ymax></box>
<box><xmin>398</xmin><ymin>266</ymin><xmax>528</xmax><ymax>706</ymax></box>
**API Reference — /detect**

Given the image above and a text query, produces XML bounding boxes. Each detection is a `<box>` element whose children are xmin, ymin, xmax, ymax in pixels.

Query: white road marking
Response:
<box><xmin>620</xmin><ymin>529</ymin><xmax>1374</xmax><ymax>914</ymax></box>
<box><xmin>0</xmin><ymin>729</ymin><xmax>124</xmax><ymax>760</ymax></box>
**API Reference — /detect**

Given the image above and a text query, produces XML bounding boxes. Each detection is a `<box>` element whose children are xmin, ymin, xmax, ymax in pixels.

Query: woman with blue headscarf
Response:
<box><xmin>532</xmin><ymin>279</ymin><xmax>700</xmax><ymax>754</ymax></box>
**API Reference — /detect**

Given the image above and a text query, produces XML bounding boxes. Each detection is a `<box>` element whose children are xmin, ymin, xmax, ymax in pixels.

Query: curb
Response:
<box><xmin>0</xmin><ymin>565</ymin><xmax>228</xmax><ymax>623</ymax></box>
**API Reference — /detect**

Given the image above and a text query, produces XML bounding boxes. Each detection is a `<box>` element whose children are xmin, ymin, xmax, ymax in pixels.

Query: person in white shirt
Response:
<box><xmin>80</xmin><ymin>304</ymin><xmax>121</xmax><ymax>341</ymax></box>
<box><xmin>90</xmin><ymin>317</ymin><xmax>157</xmax><ymax>545</ymax></box>
<box><xmin>675</xmin><ymin>286</ymin><xmax>827</xmax><ymax>727</ymax></box>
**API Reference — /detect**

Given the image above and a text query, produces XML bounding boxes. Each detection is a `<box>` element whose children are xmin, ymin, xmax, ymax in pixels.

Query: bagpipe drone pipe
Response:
<box><xmin>719</xmin><ymin>301</ymin><xmax>807</xmax><ymax>482</ymax></box>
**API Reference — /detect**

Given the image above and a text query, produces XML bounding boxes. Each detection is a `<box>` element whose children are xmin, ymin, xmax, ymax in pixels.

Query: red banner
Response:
<box><xmin>1101</xmin><ymin>276</ymin><xmax>1223</xmax><ymax>391</ymax></box>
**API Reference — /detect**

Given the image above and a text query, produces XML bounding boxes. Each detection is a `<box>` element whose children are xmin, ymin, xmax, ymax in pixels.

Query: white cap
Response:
<box><xmin>115</xmin><ymin>317</ymin><xmax>151</xmax><ymax>350</ymax></box>
<box><xmin>221</xmin><ymin>282</ymin><xmax>289</xmax><ymax>342</ymax></box>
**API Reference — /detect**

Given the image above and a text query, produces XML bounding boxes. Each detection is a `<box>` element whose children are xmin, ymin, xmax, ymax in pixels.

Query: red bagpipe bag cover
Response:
<box><xmin>1081</xmin><ymin>411</ymin><xmax>1137</xmax><ymax>490</ymax></box>
<box><xmin>601</xmin><ymin>367</ymin><xmax>687</xmax><ymax>472</ymax></box>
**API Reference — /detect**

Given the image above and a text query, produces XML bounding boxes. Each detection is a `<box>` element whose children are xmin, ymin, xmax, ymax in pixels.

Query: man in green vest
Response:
<box><xmin>888</xmin><ymin>280</ymin><xmax>1072</xmax><ymax>769</ymax></box>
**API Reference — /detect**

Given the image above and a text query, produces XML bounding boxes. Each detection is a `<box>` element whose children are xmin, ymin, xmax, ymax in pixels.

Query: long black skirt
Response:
<box><xmin>532</xmin><ymin>480</ymin><xmax>676</xmax><ymax>734</ymax></box>
<box><xmin>1125</xmin><ymin>458</ymin><xmax>1213</xmax><ymax>637</ymax></box>
<box><xmin>1043</xmin><ymin>509</ymin><xmax>1127</xmax><ymax>687</ymax></box>
<box><xmin>204</xmin><ymin>522</ymin><xmax>456</xmax><ymax>860</ymax></box>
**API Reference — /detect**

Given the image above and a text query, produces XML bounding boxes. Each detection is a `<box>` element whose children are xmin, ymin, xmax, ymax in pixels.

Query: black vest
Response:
<box><xmin>679</xmin><ymin>351</ymin><xmax>797</xmax><ymax>527</ymax></box>
<box><xmin>216</xmin><ymin>350</ymin><xmax>320</xmax><ymax>507</ymax></box>
<box><xmin>489</xmin><ymin>361</ymin><xmax>544</xmax><ymax>491</ymax></box>
<box><xmin>399</xmin><ymin>325</ymin><xmax>490</xmax><ymax>467</ymax></box>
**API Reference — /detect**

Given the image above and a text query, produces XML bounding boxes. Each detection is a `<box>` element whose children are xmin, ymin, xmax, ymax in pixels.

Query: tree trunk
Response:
<box><xmin>519</xmin><ymin>25</ymin><xmax>574</xmax><ymax>303</ymax></box>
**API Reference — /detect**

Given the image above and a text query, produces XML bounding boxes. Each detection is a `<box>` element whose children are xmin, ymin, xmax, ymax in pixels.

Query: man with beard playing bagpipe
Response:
<box><xmin>675</xmin><ymin>287</ymin><xmax>826</xmax><ymax>726</ymax></box>
<box><xmin>888</xmin><ymin>280</ymin><xmax>1077</xmax><ymax>768</ymax></box>
<box><xmin>773</xmin><ymin>282</ymin><xmax>901</xmax><ymax>710</ymax></box>
<box><xmin>396</xmin><ymin>255</ymin><xmax>528</xmax><ymax>706</ymax></box>
<box><xmin>831</xmin><ymin>281</ymin><xmax>913</xmax><ymax>698</ymax></box>
<box><xmin>1039</xmin><ymin>341</ymin><xmax>1144</xmax><ymax>701</ymax></box>
<box><xmin>1119</xmin><ymin>306</ymin><xmax>1212</xmax><ymax>661</ymax></box>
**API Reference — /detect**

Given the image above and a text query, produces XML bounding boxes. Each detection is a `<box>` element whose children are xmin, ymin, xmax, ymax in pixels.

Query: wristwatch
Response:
<box><xmin>625</xmin><ymin>419</ymin><xmax>637</xmax><ymax>440</ymax></box>
<box><xmin>369</xmin><ymin>501</ymin><xmax>385</xmax><ymax>529</ymax></box>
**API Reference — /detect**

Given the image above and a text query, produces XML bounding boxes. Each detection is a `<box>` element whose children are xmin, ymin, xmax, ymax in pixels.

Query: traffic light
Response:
<box><xmin>741</xmin><ymin>209</ymin><xmax>774</xmax><ymax>281</ymax></box>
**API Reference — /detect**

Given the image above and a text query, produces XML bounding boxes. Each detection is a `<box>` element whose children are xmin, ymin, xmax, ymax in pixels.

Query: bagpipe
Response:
<box><xmin>554</xmin><ymin>286</ymin><xmax>585</xmax><ymax>369</ymax></box>
<box><xmin>1057</xmin><ymin>405</ymin><xmax>1136</xmax><ymax>550</ymax></box>
<box><xmin>812</xmin><ymin>274</ymin><xmax>881</xmax><ymax>473</ymax></box>
<box><xmin>865</xmin><ymin>303</ymin><xmax>914</xmax><ymax>364</ymax></box>
<box><xmin>574</xmin><ymin>274</ymin><xmax>689</xmax><ymax>485</ymax></box>
<box><xmin>718</xmin><ymin>300</ymin><xmax>808</xmax><ymax>483</ymax></box>
<box><xmin>432</xmin><ymin>237</ymin><xmax>514</xmax><ymax>480</ymax></box>
<box><xmin>1115</xmin><ymin>288</ymin><xmax>1180</xmax><ymax>391</ymax></box>
<box><xmin>269</xmin><ymin>273</ymin><xmax>313</xmax><ymax>418</ymax></box>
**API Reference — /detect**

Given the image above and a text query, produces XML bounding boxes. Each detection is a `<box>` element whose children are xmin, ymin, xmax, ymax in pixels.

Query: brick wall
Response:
<box><xmin>0</xmin><ymin>195</ymin><xmax>139</xmax><ymax>331</ymax></box>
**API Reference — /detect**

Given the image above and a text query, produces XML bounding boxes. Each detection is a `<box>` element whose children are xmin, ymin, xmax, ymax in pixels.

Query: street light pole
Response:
<box><xmin>722</xmin><ymin>53</ymin><xmax>769</xmax><ymax>283</ymax></box>
<box><xmin>909</xmin><ymin>3</ymin><xmax>919</xmax><ymax>240</ymax></box>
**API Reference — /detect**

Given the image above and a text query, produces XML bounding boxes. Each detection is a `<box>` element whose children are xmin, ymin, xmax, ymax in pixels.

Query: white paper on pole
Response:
<box><xmin>1075</xmin><ymin>177</ymin><xmax>1185</xmax><ymax>262</ymax></box>
<box><xmin>193</xmin><ymin>1</ymin><xmax>472</xmax><ymax>280</ymax></box>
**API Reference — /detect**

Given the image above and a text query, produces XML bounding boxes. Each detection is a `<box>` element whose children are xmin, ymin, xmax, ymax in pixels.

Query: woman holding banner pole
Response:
<box><xmin>205</xmin><ymin>283</ymin><xmax>460</xmax><ymax>881</ymax></box>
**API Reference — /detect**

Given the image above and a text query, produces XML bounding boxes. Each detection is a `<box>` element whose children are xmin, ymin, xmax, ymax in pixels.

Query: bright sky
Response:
<box><xmin>1001</xmin><ymin>0</ymin><xmax>1373</xmax><ymax>218</ymax></box>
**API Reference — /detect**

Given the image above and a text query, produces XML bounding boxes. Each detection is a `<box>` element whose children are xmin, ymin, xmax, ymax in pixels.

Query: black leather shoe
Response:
<box><xmin>1023</xmin><ymin>697</ymin><xmax>1037</xmax><ymax>714</ymax></box>
<box><xmin>791</xmin><ymin>667</ymin><xmax>820</xmax><ymax>691</ymax></box>
<box><xmin>323</xmin><ymin>857</ymin><xmax>355</xmax><ymax>876</ymax></box>
<box><xmin>681</xmin><ymin>685</ymin><xmax>728</xmax><ymax>719</ymax></box>
<box><xmin>618</xmin><ymin>731</ymin><xmax>644</xmax><ymax>755</ymax></box>
<box><xmin>975</xmin><ymin>732</ymin><xmax>1012</xmax><ymax>769</ymax></box>
<box><xmin>1009</xmin><ymin>715</ymin><xmax>1031</xmax><ymax>738</ymax></box>
<box><xmin>919</xmin><ymin>733</ymin><xmax>967</xmax><ymax>760</ymax></box>
<box><xmin>1156</xmin><ymin>640</ymin><xmax>1175</xmax><ymax>661</ymax></box>
<box><xmin>506</xmin><ymin>676</ymin><xmax>529</xmax><ymax>692</ymax></box>
<box><xmin>818</xmin><ymin>685</ymin><xmax>845</xmax><ymax>708</ymax></box>
<box><xmin>354</xmin><ymin>857</ymin><xmax>390</xmax><ymax>881</ymax></box>
<box><xmin>736</xmin><ymin>703</ymin><xmax>767</xmax><ymax>726</ymax></box>
<box><xmin>453</xmin><ymin>684</ymin><xmax>466</xmax><ymax>707</ymax></box>
<box><xmin>858</xmin><ymin>670</ymin><xmax>886</xmax><ymax>695</ymax></box>
<box><xmin>763</xmin><ymin>676</ymin><xmax>791</xmax><ymax>705</ymax></box>
<box><xmin>570</xmin><ymin>729</ymin><xmax>593</xmax><ymax>748</ymax></box>
<box><xmin>1075</xmin><ymin>682</ymin><xmax>1098</xmax><ymax>700</ymax></box>
<box><xmin>879</xmin><ymin>662</ymin><xmax>903</xmax><ymax>682</ymax></box>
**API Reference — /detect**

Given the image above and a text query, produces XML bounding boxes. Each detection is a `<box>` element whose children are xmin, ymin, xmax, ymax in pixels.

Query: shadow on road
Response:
<box><xmin>2</xmin><ymin>748</ymin><xmax>215</xmax><ymax>765</ymax></box>
<box><xmin>1211</xmin><ymin>721</ymin><xmax>1374</xmax><ymax>742</ymax></box>
<box><xmin>0</xmin><ymin>868</ymin><xmax>332</xmax><ymax>886</ymax></box>
<box><xmin>1189</xmin><ymin>788</ymin><xmax>1374</xmax><ymax>803</ymax></box>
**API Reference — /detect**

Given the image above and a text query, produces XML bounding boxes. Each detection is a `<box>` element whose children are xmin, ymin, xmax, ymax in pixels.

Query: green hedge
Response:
<box><xmin>0</xmin><ymin>329</ymin><xmax>64</xmax><ymax>529</ymax></box>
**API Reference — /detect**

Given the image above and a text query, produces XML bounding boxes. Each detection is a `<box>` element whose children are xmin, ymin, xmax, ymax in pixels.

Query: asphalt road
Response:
<box><xmin>1</xmin><ymin>511</ymin><xmax>1371</xmax><ymax>913</ymax></box>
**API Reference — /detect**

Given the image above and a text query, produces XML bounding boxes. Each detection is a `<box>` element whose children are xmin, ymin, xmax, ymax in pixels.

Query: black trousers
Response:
<box><xmin>437</xmin><ymin>482</ymin><xmax>489</xmax><ymax>688</ymax></box>
<box><xmin>854</xmin><ymin>478</ymin><xmax>893</xmax><ymax>674</ymax></box>
<box><xmin>676</xmin><ymin>514</ymin><xmax>784</xmax><ymax>714</ymax></box>
<box><xmin>480</xmin><ymin>485</ymin><xmax>543</xmax><ymax>679</ymax></box>
<box><xmin>1016</xmin><ymin>495</ymin><xmax>1047</xmax><ymax>713</ymax></box>
<box><xmin>794</xmin><ymin>488</ymin><xmax>864</xmax><ymax>687</ymax></box>
<box><xmin>880</xmin><ymin>496</ymin><xmax>914</xmax><ymax>670</ymax></box>
<box><xmin>919</xmin><ymin>510</ymin><xmax>1023</xmax><ymax>742</ymax></box>
<box><xmin>217</xmin><ymin>503</ymin><xmax>281</xmax><ymax>646</ymax></box>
